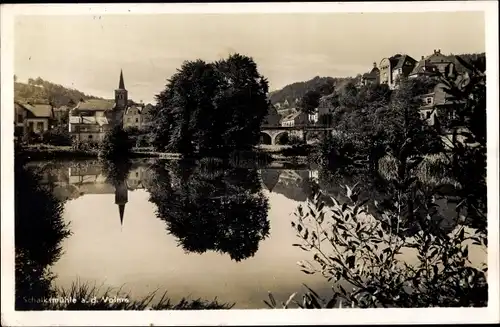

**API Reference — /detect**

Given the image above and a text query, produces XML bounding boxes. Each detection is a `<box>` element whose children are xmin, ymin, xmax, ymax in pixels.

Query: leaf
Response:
<box><xmin>429</xmin><ymin>247</ymin><xmax>439</xmax><ymax>258</ymax></box>
<box><xmin>350</xmin><ymin>193</ymin><xmax>359</xmax><ymax>203</ymax></box>
<box><xmin>346</xmin><ymin>185</ymin><xmax>353</xmax><ymax>198</ymax></box>
<box><xmin>301</xmin><ymin>269</ymin><xmax>315</xmax><ymax>275</ymax></box>
<box><xmin>268</xmin><ymin>292</ymin><xmax>276</xmax><ymax>307</ymax></box>
<box><xmin>263</xmin><ymin>300</ymin><xmax>274</xmax><ymax>308</ymax></box>
<box><xmin>458</xmin><ymin>228</ymin><xmax>465</xmax><ymax>241</ymax></box>
<box><xmin>284</xmin><ymin>292</ymin><xmax>297</xmax><ymax>308</ymax></box>
<box><xmin>302</xmin><ymin>283</ymin><xmax>321</xmax><ymax>301</ymax></box>
<box><xmin>346</xmin><ymin>255</ymin><xmax>355</xmax><ymax>269</ymax></box>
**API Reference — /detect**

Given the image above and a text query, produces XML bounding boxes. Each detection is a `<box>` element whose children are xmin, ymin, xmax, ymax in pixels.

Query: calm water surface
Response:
<box><xmin>26</xmin><ymin>159</ymin><xmax>333</xmax><ymax>309</ymax></box>
<box><xmin>24</xmin><ymin>158</ymin><xmax>485</xmax><ymax>309</ymax></box>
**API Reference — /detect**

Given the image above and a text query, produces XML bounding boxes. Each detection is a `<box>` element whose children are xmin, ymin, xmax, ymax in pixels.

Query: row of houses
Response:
<box><xmin>15</xmin><ymin>70</ymin><xmax>154</xmax><ymax>143</ymax></box>
<box><xmin>359</xmin><ymin>49</ymin><xmax>465</xmax><ymax>88</ymax></box>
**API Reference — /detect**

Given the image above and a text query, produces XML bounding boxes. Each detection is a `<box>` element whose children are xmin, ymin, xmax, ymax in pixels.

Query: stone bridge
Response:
<box><xmin>260</xmin><ymin>125</ymin><xmax>335</xmax><ymax>145</ymax></box>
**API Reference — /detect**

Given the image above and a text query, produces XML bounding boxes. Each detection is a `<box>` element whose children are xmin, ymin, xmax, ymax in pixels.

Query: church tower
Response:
<box><xmin>115</xmin><ymin>69</ymin><xmax>128</xmax><ymax>109</ymax></box>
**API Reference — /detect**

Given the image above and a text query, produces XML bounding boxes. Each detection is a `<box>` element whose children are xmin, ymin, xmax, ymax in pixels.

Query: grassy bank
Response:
<box><xmin>19</xmin><ymin>281</ymin><xmax>234</xmax><ymax>310</ymax></box>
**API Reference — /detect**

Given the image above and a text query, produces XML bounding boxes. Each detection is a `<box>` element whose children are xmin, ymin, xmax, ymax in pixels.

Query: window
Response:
<box><xmin>37</xmin><ymin>122</ymin><xmax>44</xmax><ymax>131</ymax></box>
<box><xmin>88</xmin><ymin>135</ymin><xmax>93</xmax><ymax>139</ymax></box>
<box><xmin>426</xmin><ymin>97</ymin><xmax>433</xmax><ymax>104</ymax></box>
<box><xmin>29</xmin><ymin>122</ymin><xmax>34</xmax><ymax>131</ymax></box>
<box><xmin>128</xmin><ymin>117</ymin><xmax>131</xmax><ymax>122</ymax></box>
<box><xmin>136</xmin><ymin>172</ymin><xmax>139</xmax><ymax>177</ymax></box>
<box><xmin>135</xmin><ymin>118</ymin><xmax>139</xmax><ymax>123</ymax></box>
<box><xmin>17</xmin><ymin>114</ymin><xmax>23</xmax><ymax>123</ymax></box>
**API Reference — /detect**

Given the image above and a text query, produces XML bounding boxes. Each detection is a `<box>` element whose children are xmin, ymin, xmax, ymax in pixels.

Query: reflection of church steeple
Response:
<box><xmin>260</xmin><ymin>169</ymin><xmax>281</xmax><ymax>193</ymax></box>
<box><xmin>114</xmin><ymin>180</ymin><xmax>128</xmax><ymax>227</ymax></box>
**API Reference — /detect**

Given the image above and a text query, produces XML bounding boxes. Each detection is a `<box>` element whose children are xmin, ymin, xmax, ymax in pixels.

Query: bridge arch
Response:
<box><xmin>259</xmin><ymin>132</ymin><xmax>272</xmax><ymax>145</ymax></box>
<box><xmin>273</xmin><ymin>131</ymin><xmax>289</xmax><ymax>145</ymax></box>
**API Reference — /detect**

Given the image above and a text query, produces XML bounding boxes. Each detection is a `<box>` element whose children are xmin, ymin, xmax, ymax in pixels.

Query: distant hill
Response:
<box><xmin>269</xmin><ymin>76</ymin><xmax>355</xmax><ymax>106</ymax></box>
<box><xmin>14</xmin><ymin>76</ymin><xmax>104</xmax><ymax>107</ymax></box>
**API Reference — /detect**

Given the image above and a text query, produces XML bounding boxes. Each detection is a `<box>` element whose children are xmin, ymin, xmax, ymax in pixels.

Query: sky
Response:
<box><xmin>14</xmin><ymin>12</ymin><xmax>485</xmax><ymax>104</ymax></box>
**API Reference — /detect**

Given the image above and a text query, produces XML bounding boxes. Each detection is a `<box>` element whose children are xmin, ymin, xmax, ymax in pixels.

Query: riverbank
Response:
<box><xmin>16</xmin><ymin>144</ymin><xmax>311</xmax><ymax>163</ymax></box>
<box><xmin>16</xmin><ymin>145</ymin><xmax>162</xmax><ymax>161</ymax></box>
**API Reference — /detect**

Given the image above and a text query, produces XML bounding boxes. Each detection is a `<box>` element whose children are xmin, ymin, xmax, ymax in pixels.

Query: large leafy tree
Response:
<box><xmin>150</xmin><ymin>54</ymin><xmax>270</xmax><ymax>156</ymax></box>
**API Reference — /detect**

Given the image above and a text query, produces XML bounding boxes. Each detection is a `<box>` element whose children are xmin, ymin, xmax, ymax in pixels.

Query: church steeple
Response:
<box><xmin>118</xmin><ymin>69</ymin><xmax>125</xmax><ymax>90</ymax></box>
<box><xmin>115</xmin><ymin>69</ymin><xmax>128</xmax><ymax>109</ymax></box>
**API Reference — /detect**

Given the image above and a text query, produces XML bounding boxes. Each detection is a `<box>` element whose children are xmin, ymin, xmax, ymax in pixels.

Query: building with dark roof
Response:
<box><xmin>379</xmin><ymin>54</ymin><xmax>417</xmax><ymax>89</ymax></box>
<box><xmin>361</xmin><ymin>62</ymin><xmax>380</xmax><ymax>86</ymax></box>
<box><xmin>409</xmin><ymin>49</ymin><xmax>462</xmax><ymax>79</ymax></box>
<box><xmin>14</xmin><ymin>101</ymin><xmax>54</xmax><ymax>136</ymax></box>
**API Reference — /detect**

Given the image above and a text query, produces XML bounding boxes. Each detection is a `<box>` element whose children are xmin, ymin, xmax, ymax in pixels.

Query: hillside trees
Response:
<box><xmin>14</xmin><ymin>77</ymin><xmax>103</xmax><ymax>107</ymax></box>
<box><xmin>150</xmin><ymin>54</ymin><xmax>270</xmax><ymax>156</ymax></box>
<box><xmin>269</xmin><ymin>76</ymin><xmax>348</xmax><ymax>106</ymax></box>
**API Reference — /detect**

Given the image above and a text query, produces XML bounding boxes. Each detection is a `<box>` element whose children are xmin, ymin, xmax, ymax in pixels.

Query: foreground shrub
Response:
<box><xmin>266</xmin><ymin>184</ymin><xmax>487</xmax><ymax>308</ymax></box>
<box><xmin>41</xmin><ymin>127</ymin><xmax>72</xmax><ymax>146</ymax></box>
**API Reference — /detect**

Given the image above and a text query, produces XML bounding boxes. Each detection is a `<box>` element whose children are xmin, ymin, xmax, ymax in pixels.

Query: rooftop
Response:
<box><xmin>283</xmin><ymin>111</ymin><xmax>303</xmax><ymax>121</ymax></box>
<box><xmin>393</xmin><ymin>54</ymin><xmax>417</xmax><ymax>70</ymax></box>
<box><xmin>75</xmin><ymin>99</ymin><xmax>115</xmax><ymax>111</ymax></box>
<box><xmin>17</xmin><ymin>102</ymin><xmax>53</xmax><ymax>118</ymax></box>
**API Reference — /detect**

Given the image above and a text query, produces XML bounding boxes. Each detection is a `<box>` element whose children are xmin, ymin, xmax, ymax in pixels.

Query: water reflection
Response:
<box><xmin>15</xmin><ymin>157</ymin><xmax>71</xmax><ymax>310</ymax></box>
<box><xmin>19</xmin><ymin>157</ymin><xmax>468</xmax><ymax>309</ymax></box>
<box><xmin>101</xmin><ymin>160</ymin><xmax>133</xmax><ymax>226</ymax></box>
<box><xmin>147</xmin><ymin>160</ymin><xmax>271</xmax><ymax>262</ymax></box>
<box><xmin>22</xmin><ymin>158</ymin><xmax>332</xmax><ymax>308</ymax></box>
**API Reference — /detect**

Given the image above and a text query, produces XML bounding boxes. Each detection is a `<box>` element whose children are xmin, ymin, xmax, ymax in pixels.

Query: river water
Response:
<box><xmin>20</xmin><ymin>158</ymin><xmax>486</xmax><ymax>309</ymax></box>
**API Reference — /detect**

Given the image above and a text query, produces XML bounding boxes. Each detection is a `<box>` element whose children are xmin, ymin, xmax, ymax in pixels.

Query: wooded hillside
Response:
<box><xmin>269</xmin><ymin>76</ymin><xmax>355</xmax><ymax>106</ymax></box>
<box><xmin>14</xmin><ymin>76</ymin><xmax>104</xmax><ymax>107</ymax></box>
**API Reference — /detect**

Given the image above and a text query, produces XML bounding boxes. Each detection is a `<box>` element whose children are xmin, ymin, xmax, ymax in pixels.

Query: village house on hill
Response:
<box><xmin>14</xmin><ymin>102</ymin><xmax>54</xmax><ymax>136</ymax></box>
<box><xmin>281</xmin><ymin>110</ymin><xmax>307</xmax><ymax>128</ymax></box>
<box><xmin>409</xmin><ymin>49</ymin><xmax>465</xmax><ymax>79</ymax></box>
<box><xmin>379</xmin><ymin>54</ymin><xmax>418</xmax><ymax>89</ymax></box>
<box><xmin>360</xmin><ymin>62</ymin><xmax>380</xmax><ymax>86</ymax></box>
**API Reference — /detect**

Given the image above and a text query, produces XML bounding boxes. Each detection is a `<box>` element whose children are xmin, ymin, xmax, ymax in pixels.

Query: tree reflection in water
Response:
<box><xmin>15</xmin><ymin>157</ymin><xmax>71</xmax><ymax>310</ymax></box>
<box><xmin>147</xmin><ymin>159</ymin><xmax>271</xmax><ymax>262</ymax></box>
